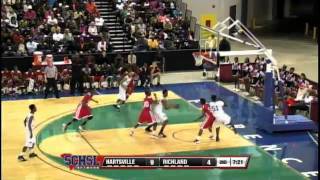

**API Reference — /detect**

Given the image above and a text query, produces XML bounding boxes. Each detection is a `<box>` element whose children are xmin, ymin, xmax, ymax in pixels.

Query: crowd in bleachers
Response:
<box><xmin>230</xmin><ymin>55</ymin><xmax>318</xmax><ymax>114</ymax></box>
<box><xmin>1</xmin><ymin>54</ymin><xmax>162</xmax><ymax>96</ymax></box>
<box><xmin>1</xmin><ymin>0</ymin><xmax>111</xmax><ymax>56</ymax></box>
<box><xmin>115</xmin><ymin>0</ymin><xmax>198</xmax><ymax>51</ymax></box>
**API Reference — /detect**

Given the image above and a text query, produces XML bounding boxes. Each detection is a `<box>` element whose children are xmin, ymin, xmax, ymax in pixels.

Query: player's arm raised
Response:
<box><xmin>153</xmin><ymin>93</ymin><xmax>158</xmax><ymax>104</ymax></box>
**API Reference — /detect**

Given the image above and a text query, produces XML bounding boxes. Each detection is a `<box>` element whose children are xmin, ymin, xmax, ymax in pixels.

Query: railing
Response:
<box><xmin>1</xmin><ymin>49</ymin><xmax>202</xmax><ymax>72</ymax></box>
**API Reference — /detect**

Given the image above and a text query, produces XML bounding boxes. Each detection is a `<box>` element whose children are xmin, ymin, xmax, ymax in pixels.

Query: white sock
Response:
<box><xmin>196</xmin><ymin>136</ymin><xmax>200</xmax><ymax>140</ymax></box>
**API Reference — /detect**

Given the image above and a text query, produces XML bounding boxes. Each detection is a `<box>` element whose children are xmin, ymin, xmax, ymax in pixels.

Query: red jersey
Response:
<box><xmin>200</xmin><ymin>104</ymin><xmax>215</xmax><ymax>129</ymax></box>
<box><xmin>142</xmin><ymin>96</ymin><xmax>153</xmax><ymax>111</ymax></box>
<box><xmin>138</xmin><ymin>96</ymin><xmax>155</xmax><ymax>124</ymax></box>
<box><xmin>202</xmin><ymin>104</ymin><xmax>214</xmax><ymax>118</ymax></box>
<box><xmin>81</xmin><ymin>92</ymin><xmax>93</xmax><ymax>105</ymax></box>
<box><xmin>126</xmin><ymin>79</ymin><xmax>135</xmax><ymax>95</ymax></box>
<box><xmin>75</xmin><ymin>92</ymin><xmax>94</xmax><ymax>120</ymax></box>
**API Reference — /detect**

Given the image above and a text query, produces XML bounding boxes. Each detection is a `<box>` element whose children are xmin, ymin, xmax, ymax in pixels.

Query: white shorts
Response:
<box><xmin>25</xmin><ymin>130</ymin><xmax>36</xmax><ymax>148</ymax></box>
<box><xmin>118</xmin><ymin>86</ymin><xmax>127</xmax><ymax>101</ymax></box>
<box><xmin>214</xmin><ymin>113</ymin><xmax>231</xmax><ymax>127</ymax></box>
<box><xmin>154</xmin><ymin>111</ymin><xmax>168</xmax><ymax>123</ymax></box>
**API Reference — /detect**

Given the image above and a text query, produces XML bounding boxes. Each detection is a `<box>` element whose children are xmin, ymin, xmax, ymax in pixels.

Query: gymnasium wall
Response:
<box><xmin>181</xmin><ymin>0</ymin><xmax>242</xmax><ymax>27</ymax></box>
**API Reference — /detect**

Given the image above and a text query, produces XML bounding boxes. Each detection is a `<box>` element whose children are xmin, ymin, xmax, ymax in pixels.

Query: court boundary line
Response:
<box><xmin>78</xmin><ymin>131</ymin><xmax>101</xmax><ymax>155</ymax></box>
<box><xmin>307</xmin><ymin>131</ymin><xmax>318</xmax><ymax>146</ymax></box>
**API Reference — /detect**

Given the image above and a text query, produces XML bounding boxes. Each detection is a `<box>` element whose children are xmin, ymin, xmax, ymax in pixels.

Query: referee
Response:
<box><xmin>44</xmin><ymin>55</ymin><xmax>59</xmax><ymax>98</ymax></box>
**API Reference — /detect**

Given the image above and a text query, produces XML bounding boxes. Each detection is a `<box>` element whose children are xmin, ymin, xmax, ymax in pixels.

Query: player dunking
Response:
<box><xmin>193</xmin><ymin>98</ymin><xmax>216</xmax><ymax>144</ymax></box>
<box><xmin>63</xmin><ymin>91</ymin><xmax>98</xmax><ymax>132</ymax></box>
<box><xmin>130</xmin><ymin>89</ymin><xmax>158</xmax><ymax>136</ymax></box>
<box><xmin>152</xmin><ymin>89</ymin><xmax>179</xmax><ymax>137</ymax></box>
<box><xmin>113</xmin><ymin>72</ymin><xmax>133</xmax><ymax>110</ymax></box>
<box><xmin>209</xmin><ymin>95</ymin><xmax>237</xmax><ymax>142</ymax></box>
<box><xmin>18</xmin><ymin>104</ymin><xmax>38</xmax><ymax>161</ymax></box>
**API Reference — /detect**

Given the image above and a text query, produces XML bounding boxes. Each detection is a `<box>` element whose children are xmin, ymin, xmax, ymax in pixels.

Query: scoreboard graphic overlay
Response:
<box><xmin>61</xmin><ymin>155</ymin><xmax>250</xmax><ymax>170</ymax></box>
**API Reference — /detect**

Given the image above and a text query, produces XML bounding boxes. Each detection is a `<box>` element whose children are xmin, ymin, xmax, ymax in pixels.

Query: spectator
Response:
<box><xmin>88</xmin><ymin>21</ymin><xmax>98</xmax><ymax>36</ymax></box>
<box><xmin>285</xmin><ymin>67</ymin><xmax>296</xmax><ymax>87</ymax></box>
<box><xmin>148</xmin><ymin>37</ymin><xmax>159</xmax><ymax>50</ymax></box>
<box><xmin>86</xmin><ymin>0</ymin><xmax>97</xmax><ymax>15</ymax></box>
<box><xmin>7</xmin><ymin>8</ymin><xmax>18</xmax><ymax>28</ymax></box>
<box><xmin>232</xmin><ymin>57</ymin><xmax>241</xmax><ymax>90</ymax></box>
<box><xmin>97</xmin><ymin>38</ymin><xmax>108</xmax><ymax>57</ymax></box>
<box><xmin>17</xmin><ymin>39</ymin><xmax>27</xmax><ymax>56</ymax></box>
<box><xmin>24</xmin><ymin>5</ymin><xmax>36</xmax><ymax>21</ymax></box>
<box><xmin>127</xmin><ymin>50</ymin><xmax>137</xmax><ymax>65</ymax></box>
<box><xmin>52</xmin><ymin>28</ymin><xmax>64</xmax><ymax>42</ymax></box>
<box><xmin>26</xmin><ymin>38</ymin><xmax>39</xmax><ymax>55</ymax></box>
<box><xmin>139</xmin><ymin>63</ymin><xmax>151</xmax><ymax>87</ymax></box>
<box><xmin>94</xmin><ymin>14</ymin><xmax>104</xmax><ymax>27</ymax></box>
<box><xmin>63</xmin><ymin>28</ymin><xmax>74</xmax><ymax>52</ymax></box>
<box><xmin>47</xmin><ymin>14</ymin><xmax>58</xmax><ymax>25</ymax></box>
<box><xmin>82</xmin><ymin>64</ymin><xmax>92</xmax><ymax>89</ymax></box>
<box><xmin>163</xmin><ymin>19</ymin><xmax>173</xmax><ymax>31</ymax></box>
<box><xmin>150</xmin><ymin>61</ymin><xmax>161</xmax><ymax>86</ymax></box>
<box><xmin>295</xmin><ymin>73</ymin><xmax>311</xmax><ymax>101</ymax></box>
<box><xmin>51</xmin><ymin>24</ymin><xmax>61</xmax><ymax>34</ymax></box>
<box><xmin>134</xmin><ymin>35</ymin><xmax>148</xmax><ymax>51</ymax></box>
<box><xmin>76</xmin><ymin>37</ymin><xmax>88</xmax><ymax>53</ymax></box>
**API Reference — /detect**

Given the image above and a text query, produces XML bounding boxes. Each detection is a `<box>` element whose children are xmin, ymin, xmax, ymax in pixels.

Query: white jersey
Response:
<box><xmin>24</xmin><ymin>112</ymin><xmax>36</xmax><ymax>148</ymax></box>
<box><xmin>210</xmin><ymin>101</ymin><xmax>231</xmax><ymax>125</ymax></box>
<box><xmin>25</xmin><ymin>113</ymin><xmax>35</xmax><ymax>131</ymax></box>
<box><xmin>154</xmin><ymin>97</ymin><xmax>166</xmax><ymax>113</ymax></box>
<box><xmin>153</xmin><ymin>97</ymin><xmax>168</xmax><ymax>123</ymax></box>
<box><xmin>121</xmin><ymin>75</ymin><xmax>131</xmax><ymax>88</ymax></box>
<box><xmin>118</xmin><ymin>75</ymin><xmax>132</xmax><ymax>101</ymax></box>
<box><xmin>209</xmin><ymin>101</ymin><xmax>225</xmax><ymax>114</ymax></box>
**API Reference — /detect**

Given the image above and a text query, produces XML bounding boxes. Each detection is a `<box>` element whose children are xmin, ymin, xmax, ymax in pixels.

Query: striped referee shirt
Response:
<box><xmin>44</xmin><ymin>65</ymin><xmax>58</xmax><ymax>78</ymax></box>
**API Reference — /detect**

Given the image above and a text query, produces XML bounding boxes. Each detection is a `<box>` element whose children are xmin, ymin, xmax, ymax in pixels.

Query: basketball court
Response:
<box><xmin>2</xmin><ymin>82</ymin><xmax>316</xmax><ymax>180</ymax></box>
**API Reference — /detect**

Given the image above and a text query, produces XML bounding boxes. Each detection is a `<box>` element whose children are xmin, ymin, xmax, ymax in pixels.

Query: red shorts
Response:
<box><xmin>74</xmin><ymin>104</ymin><xmax>92</xmax><ymax>120</ymax></box>
<box><xmin>138</xmin><ymin>109</ymin><xmax>155</xmax><ymax>125</ymax></box>
<box><xmin>200</xmin><ymin>116</ymin><xmax>215</xmax><ymax>129</ymax></box>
